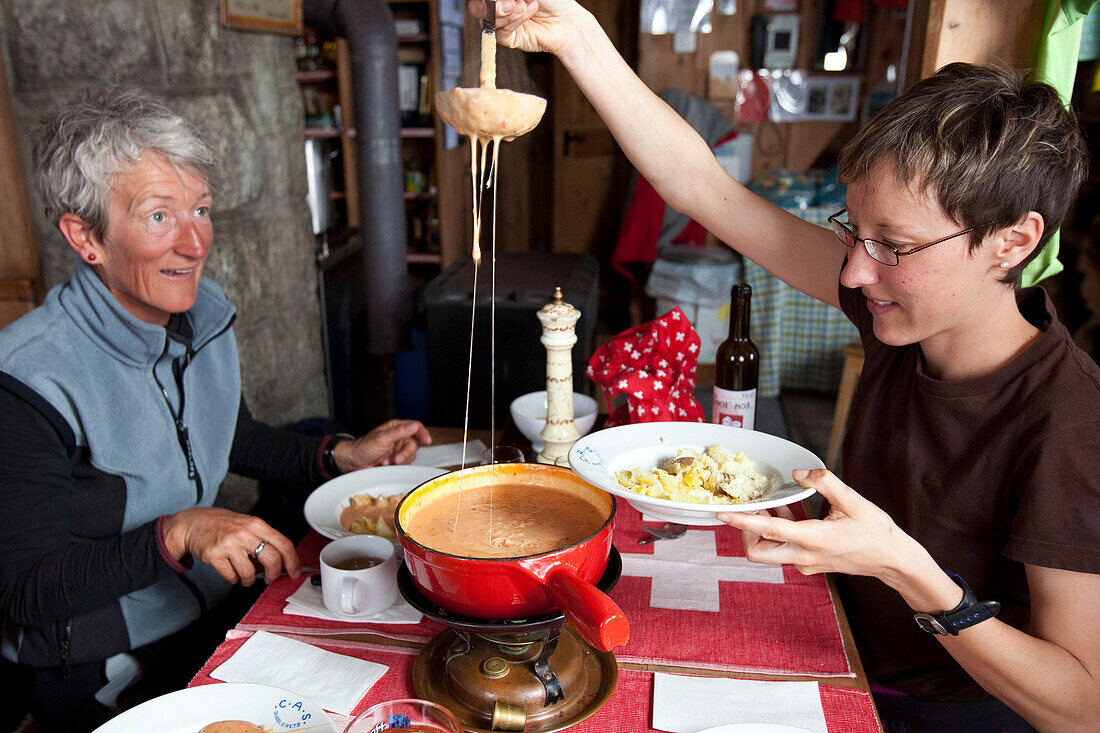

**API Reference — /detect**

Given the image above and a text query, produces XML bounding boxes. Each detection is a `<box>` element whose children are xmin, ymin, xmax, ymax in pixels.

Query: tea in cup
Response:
<box><xmin>319</xmin><ymin>535</ymin><xmax>397</xmax><ymax>617</ymax></box>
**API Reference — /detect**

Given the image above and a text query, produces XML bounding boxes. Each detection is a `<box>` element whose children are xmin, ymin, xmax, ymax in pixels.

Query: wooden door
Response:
<box><xmin>551</xmin><ymin>0</ymin><xmax>637</xmax><ymax>255</ymax></box>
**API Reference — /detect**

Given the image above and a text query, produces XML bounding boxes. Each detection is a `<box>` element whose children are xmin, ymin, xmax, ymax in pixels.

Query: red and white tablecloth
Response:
<box><xmin>238</xmin><ymin>502</ymin><xmax>851</xmax><ymax>678</ymax></box>
<box><xmin>610</xmin><ymin>502</ymin><xmax>851</xmax><ymax>677</ymax></box>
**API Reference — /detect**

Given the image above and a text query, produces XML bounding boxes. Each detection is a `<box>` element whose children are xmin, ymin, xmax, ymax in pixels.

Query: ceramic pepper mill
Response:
<box><xmin>536</xmin><ymin>287</ymin><xmax>581</xmax><ymax>465</ymax></box>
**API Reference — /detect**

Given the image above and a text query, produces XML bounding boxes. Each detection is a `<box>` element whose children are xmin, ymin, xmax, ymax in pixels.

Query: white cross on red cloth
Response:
<box><xmin>620</xmin><ymin>529</ymin><xmax>784</xmax><ymax>612</ymax></box>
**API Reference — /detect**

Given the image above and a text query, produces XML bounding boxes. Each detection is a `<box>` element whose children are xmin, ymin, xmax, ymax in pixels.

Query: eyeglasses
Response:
<box><xmin>827</xmin><ymin>208</ymin><xmax>980</xmax><ymax>267</ymax></box>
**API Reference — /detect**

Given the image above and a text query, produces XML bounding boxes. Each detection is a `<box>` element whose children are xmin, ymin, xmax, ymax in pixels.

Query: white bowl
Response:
<box><xmin>568</xmin><ymin>422</ymin><xmax>822</xmax><ymax>525</ymax></box>
<box><xmin>510</xmin><ymin>390</ymin><xmax>599</xmax><ymax>450</ymax></box>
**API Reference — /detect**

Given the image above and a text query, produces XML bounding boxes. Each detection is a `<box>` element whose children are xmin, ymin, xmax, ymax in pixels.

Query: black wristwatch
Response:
<box><xmin>913</xmin><ymin>570</ymin><xmax>1000</xmax><ymax>636</ymax></box>
<box><xmin>323</xmin><ymin>433</ymin><xmax>355</xmax><ymax>477</ymax></box>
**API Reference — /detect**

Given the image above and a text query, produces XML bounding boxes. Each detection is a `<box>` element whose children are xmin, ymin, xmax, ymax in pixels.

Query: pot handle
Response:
<box><xmin>543</xmin><ymin>566</ymin><xmax>630</xmax><ymax>652</ymax></box>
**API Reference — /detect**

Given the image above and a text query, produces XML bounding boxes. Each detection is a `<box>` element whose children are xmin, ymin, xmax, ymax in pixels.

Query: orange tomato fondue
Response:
<box><xmin>404</xmin><ymin>482</ymin><xmax>607</xmax><ymax>558</ymax></box>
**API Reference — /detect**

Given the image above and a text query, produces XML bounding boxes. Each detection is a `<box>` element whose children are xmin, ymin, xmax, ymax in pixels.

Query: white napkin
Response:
<box><xmin>210</xmin><ymin>630</ymin><xmax>386</xmax><ymax>716</ymax></box>
<box><xmin>651</xmin><ymin>673</ymin><xmax>827</xmax><ymax>733</ymax></box>
<box><xmin>283</xmin><ymin>577</ymin><xmax>423</xmax><ymax>624</ymax></box>
<box><xmin>411</xmin><ymin>439</ymin><xmax>487</xmax><ymax>468</ymax></box>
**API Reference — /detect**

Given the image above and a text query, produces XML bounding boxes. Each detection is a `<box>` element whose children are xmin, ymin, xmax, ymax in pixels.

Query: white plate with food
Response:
<box><xmin>304</xmin><ymin>465</ymin><xmax>448</xmax><ymax>541</ymax></box>
<box><xmin>92</xmin><ymin>682</ymin><xmax>337</xmax><ymax>733</ymax></box>
<box><xmin>568</xmin><ymin>422</ymin><xmax>822</xmax><ymax>525</ymax></box>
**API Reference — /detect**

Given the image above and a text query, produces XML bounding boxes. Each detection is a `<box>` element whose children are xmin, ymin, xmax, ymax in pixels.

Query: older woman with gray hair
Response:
<box><xmin>0</xmin><ymin>86</ymin><xmax>430</xmax><ymax>732</ymax></box>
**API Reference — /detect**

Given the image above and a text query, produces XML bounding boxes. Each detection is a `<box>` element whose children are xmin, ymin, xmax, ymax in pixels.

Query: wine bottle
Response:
<box><xmin>712</xmin><ymin>283</ymin><xmax>759</xmax><ymax>429</ymax></box>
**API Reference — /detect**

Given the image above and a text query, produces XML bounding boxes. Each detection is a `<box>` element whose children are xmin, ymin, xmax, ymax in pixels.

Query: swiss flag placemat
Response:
<box><xmin>191</xmin><ymin>631</ymin><xmax>878</xmax><ymax>732</ymax></box>
<box><xmin>609</xmin><ymin>502</ymin><xmax>852</xmax><ymax>677</ymax></box>
<box><xmin>242</xmin><ymin>506</ymin><xmax>851</xmax><ymax>677</ymax></box>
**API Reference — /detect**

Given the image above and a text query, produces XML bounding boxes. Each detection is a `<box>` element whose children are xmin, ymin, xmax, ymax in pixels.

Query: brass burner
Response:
<box><xmin>413</xmin><ymin>624</ymin><xmax>617</xmax><ymax>733</ymax></box>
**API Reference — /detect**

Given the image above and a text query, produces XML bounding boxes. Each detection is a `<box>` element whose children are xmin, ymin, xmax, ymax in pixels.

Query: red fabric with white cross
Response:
<box><xmin>586</xmin><ymin>307</ymin><xmax>706</xmax><ymax>427</ymax></box>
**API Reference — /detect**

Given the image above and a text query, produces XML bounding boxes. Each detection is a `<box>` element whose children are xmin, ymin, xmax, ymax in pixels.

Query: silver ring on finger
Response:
<box><xmin>252</xmin><ymin>540</ymin><xmax>267</xmax><ymax>558</ymax></box>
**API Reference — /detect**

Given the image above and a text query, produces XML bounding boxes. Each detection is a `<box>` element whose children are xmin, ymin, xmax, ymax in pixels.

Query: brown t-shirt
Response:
<box><xmin>836</xmin><ymin>284</ymin><xmax>1100</xmax><ymax>702</ymax></box>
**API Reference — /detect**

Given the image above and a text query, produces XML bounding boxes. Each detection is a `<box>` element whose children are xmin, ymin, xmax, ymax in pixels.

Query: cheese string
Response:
<box><xmin>488</xmin><ymin>136</ymin><xmax>500</xmax><ymax>547</ymax></box>
<box><xmin>453</xmin><ymin>27</ymin><xmax>504</xmax><ymax>543</ymax></box>
<box><xmin>454</xmin><ymin>246</ymin><xmax>478</xmax><ymax>534</ymax></box>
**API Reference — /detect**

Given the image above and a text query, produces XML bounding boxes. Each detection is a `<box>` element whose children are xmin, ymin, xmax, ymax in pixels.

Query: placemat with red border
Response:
<box><xmin>239</xmin><ymin>501</ymin><xmax>851</xmax><ymax>677</ymax></box>
<box><xmin>608</xmin><ymin>502</ymin><xmax>852</xmax><ymax>676</ymax></box>
<box><xmin>190</xmin><ymin>631</ymin><xmax>879</xmax><ymax>732</ymax></box>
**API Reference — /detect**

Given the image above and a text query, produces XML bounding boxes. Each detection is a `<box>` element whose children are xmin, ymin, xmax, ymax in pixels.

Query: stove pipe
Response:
<box><xmin>304</xmin><ymin>0</ymin><xmax>411</xmax><ymax>354</ymax></box>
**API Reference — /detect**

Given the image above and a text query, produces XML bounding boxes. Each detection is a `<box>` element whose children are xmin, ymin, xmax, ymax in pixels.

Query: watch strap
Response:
<box><xmin>322</xmin><ymin>433</ymin><xmax>355</xmax><ymax>478</ymax></box>
<box><xmin>913</xmin><ymin>570</ymin><xmax>1000</xmax><ymax>636</ymax></box>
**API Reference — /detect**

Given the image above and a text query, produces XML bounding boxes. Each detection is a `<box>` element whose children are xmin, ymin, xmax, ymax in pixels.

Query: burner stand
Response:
<box><xmin>413</xmin><ymin>625</ymin><xmax>617</xmax><ymax>732</ymax></box>
<box><xmin>400</xmin><ymin>548</ymin><xmax>623</xmax><ymax>732</ymax></box>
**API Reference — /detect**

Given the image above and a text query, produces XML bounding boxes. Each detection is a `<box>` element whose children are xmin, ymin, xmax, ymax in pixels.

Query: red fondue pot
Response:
<box><xmin>395</xmin><ymin>463</ymin><xmax>629</xmax><ymax>652</ymax></box>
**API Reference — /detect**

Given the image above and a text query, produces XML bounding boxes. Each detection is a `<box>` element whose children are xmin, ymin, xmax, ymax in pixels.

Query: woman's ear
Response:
<box><xmin>995</xmin><ymin>211</ymin><xmax>1044</xmax><ymax>270</ymax></box>
<box><xmin>58</xmin><ymin>213</ymin><xmax>103</xmax><ymax>265</ymax></box>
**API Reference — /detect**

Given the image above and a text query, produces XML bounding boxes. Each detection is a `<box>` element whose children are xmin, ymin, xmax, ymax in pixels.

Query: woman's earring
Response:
<box><xmin>87</xmin><ymin>253</ymin><xmax>96</xmax><ymax>262</ymax></box>
<box><xmin>999</xmin><ymin>261</ymin><xmax>1010</xmax><ymax>269</ymax></box>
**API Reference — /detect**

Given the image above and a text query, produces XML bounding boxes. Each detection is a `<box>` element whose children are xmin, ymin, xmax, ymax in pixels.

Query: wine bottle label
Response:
<box><xmin>712</xmin><ymin>386</ymin><xmax>757</xmax><ymax>430</ymax></box>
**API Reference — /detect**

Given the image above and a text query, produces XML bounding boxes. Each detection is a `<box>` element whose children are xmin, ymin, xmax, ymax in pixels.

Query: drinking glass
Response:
<box><xmin>343</xmin><ymin>698</ymin><xmax>462</xmax><ymax>733</ymax></box>
<box><xmin>480</xmin><ymin>445</ymin><xmax>525</xmax><ymax>465</ymax></box>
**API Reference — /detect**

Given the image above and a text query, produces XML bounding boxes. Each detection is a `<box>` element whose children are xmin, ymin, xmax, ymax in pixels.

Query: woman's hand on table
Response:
<box><xmin>335</xmin><ymin>419</ymin><xmax>432</xmax><ymax>471</ymax></box>
<box><xmin>716</xmin><ymin>468</ymin><xmax>960</xmax><ymax>611</ymax></box>
<box><xmin>160</xmin><ymin>507</ymin><xmax>300</xmax><ymax>586</ymax></box>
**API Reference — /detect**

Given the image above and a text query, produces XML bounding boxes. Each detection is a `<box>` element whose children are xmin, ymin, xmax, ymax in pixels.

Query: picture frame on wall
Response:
<box><xmin>826</xmin><ymin>78</ymin><xmax>858</xmax><ymax>119</ymax></box>
<box><xmin>767</xmin><ymin>72</ymin><xmax>861</xmax><ymax>122</ymax></box>
<box><xmin>219</xmin><ymin>0</ymin><xmax>303</xmax><ymax>36</ymax></box>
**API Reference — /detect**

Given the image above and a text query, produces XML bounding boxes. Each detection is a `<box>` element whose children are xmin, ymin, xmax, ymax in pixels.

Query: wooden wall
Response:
<box><xmin>635</xmin><ymin>0</ymin><xmax>1048</xmax><ymax>179</ymax></box>
<box><xmin>636</xmin><ymin>0</ymin><xmax>906</xmax><ymax>178</ymax></box>
<box><xmin>0</xmin><ymin>55</ymin><xmax>40</xmax><ymax>329</ymax></box>
<box><xmin>908</xmin><ymin>0</ymin><xmax>1045</xmax><ymax>83</ymax></box>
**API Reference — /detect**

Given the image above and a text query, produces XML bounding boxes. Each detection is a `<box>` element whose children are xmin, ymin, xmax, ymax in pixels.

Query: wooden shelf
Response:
<box><xmin>297</xmin><ymin>2</ymin><xmax>465</xmax><ymax>269</ymax></box>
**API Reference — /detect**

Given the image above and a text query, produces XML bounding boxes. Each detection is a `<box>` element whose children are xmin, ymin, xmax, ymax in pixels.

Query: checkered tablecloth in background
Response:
<box><xmin>743</xmin><ymin>254</ymin><xmax>858</xmax><ymax>399</ymax></box>
<box><xmin>647</xmin><ymin>206</ymin><xmax>857</xmax><ymax>399</ymax></box>
<box><xmin>743</xmin><ymin>204</ymin><xmax>858</xmax><ymax>398</ymax></box>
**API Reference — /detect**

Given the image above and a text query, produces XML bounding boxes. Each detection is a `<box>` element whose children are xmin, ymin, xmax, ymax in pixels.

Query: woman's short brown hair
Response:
<box><xmin>838</xmin><ymin>62</ymin><xmax>1087</xmax><ymax>287</ymax></box>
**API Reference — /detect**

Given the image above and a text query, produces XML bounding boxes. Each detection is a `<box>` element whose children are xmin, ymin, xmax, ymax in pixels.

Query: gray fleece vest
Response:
<box><xmin>0</xmin><ymin>261</ymin><xmax>240</xmax><ymax>665</ymax></box>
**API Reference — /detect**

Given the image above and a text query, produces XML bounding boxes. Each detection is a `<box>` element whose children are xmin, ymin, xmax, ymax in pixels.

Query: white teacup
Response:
<box><xmin>319</xmin><ymin>535</ymin><xmax>397</xmax><ymax>618</ymax></box>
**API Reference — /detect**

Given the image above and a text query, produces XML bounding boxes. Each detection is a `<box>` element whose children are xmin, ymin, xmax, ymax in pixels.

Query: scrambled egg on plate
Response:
<box><xmin>615</xmin><ymin>444</ymin><xmax>775</xmax><ymax>504</ymax></box>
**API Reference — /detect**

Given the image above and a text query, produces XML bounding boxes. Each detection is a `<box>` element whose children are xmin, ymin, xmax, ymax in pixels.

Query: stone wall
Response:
<box><xmin>1</xmin><ymin>0</ymin><xmax>330</xmax><ymax>507</ymax></box>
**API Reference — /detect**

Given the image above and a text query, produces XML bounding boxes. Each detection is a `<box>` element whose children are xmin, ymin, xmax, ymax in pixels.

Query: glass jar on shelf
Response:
<box><xmin>295</xmin><ymin>35</ymin><xmax>323</xmax><ymax>71</ymax></box>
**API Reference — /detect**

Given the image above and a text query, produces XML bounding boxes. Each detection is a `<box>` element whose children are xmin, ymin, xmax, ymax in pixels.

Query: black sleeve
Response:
<box><xmin>0</xmin><ymin>383</ymin><xmax>175</xmax><ymax>627</ymax></box>
<box><xmin>229</xmin><ymin>396</ymin><xmax>326</xmax><ymax>487</ymax></box>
